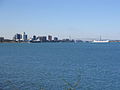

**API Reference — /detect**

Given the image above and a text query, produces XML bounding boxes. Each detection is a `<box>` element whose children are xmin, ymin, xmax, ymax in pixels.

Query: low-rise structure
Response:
<box><xmin>38</xmin><ymin>36</ymin><xmax>47</xmax><ymax>42</ymax></box>
<box><xmin>0</xmin><ymin>37</ymin><xmax>4</xmax><ymax>42</ymax></box>
<box><xmin>48</xmin><ymin>35</ymin><xmax>52</xmax><ymax>41</ymax></box>
<box><xmin>54</xmin><ymin>37</ymin><xmax>58</xmax><ymax>41</ymax></box>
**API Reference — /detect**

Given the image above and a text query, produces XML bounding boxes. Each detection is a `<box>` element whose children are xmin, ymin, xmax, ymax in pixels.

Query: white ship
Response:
<box><xmin>92</xmin><ymin>36</ymin><xmax>109</xmax><ymax>43</ymax></box>
<box><xmin>93</xmin><ymin>40</ymin><xmax>109</xmax><ymax>43</ymax></box>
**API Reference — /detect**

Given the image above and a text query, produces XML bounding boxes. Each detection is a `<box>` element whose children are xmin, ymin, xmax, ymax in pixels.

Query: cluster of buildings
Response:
<box><xmin>0</xmin><ymin>32</ymin><xmax>75</xmax><ymax>43</ymax></box>
<box><xmin>13</xmin><ymin>32</ymin><xmax>28</xmax><ymax>42</ymax></box>
<box><xmin>1</xmin><ymin>32</ymin><xmax>120</xmax><ymax>43</ymax></box>
<box><xmin>2</xmin><ymin>32</ymin><xmax>120</xmax><ymax>43</ymax></box>
<box><xmin>13</xmin><ymin>32</ymin><xmax>59</xmax><ymax>42</ymax></box>
<box><xmin>31</xmin><ymin>35</ymin><xmax>59</xmax><ymax>43</ymax></box>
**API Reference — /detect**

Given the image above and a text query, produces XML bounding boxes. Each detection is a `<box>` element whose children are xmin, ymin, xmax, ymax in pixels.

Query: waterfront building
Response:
<box><xmin>17</xmin><ymin>34</ymin><xmax>22</xmax><ymax>40</ymax></box>
<box><xmin>4</xmin><ymin>39</ymin><xmax>13</xmax><ymax>42</ymax></box>
<box><xmin>62</xmin><ymin>39</ymin><xmax>70</xmax><ymax>42</ymax></box>
<box><xmin>38</xmin><ymin>36</ymin><xmax>47</xmax><ymax>42</ymax></box>
<box><xmin>61</xmin><ymin>39</ymin><xmax>74</xmax><ymax>42</ymax></box>
<box><xmin>54</xmin><ymin>37</ymin><xmax>58</xmax><ymax>41</ymax></box>
<box><xmin>48</xmin><ymin>35</ymin><xmax>52</xmax><ymax>41</ymax></box>
<box><xmin>32</xmin><ymin>35</ymin><xmax>37</xmax><ymax>40</ymax></box>
<box><xmin>14</xmin><ymin>33</ymin><xmax>22</xmax><ymax>41</ymax></box>
<box><xmin>22</xmin><ymin>32</ymin><xmax>28</xmax><ymax>41</ymax></box>
<box><xmin>0</xmin><ymin>37</ymin><xmax>4</xmax><ymax>42</ymax></box>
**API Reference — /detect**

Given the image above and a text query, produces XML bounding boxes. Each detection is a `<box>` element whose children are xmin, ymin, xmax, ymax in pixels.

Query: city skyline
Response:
<box><xmin>0</xmin><ymin>0</ymin><xmax>120</xmax><ymax>40</ymax></box>
<box><xmin>0</xmin><ymin>31</ymin><xmax>119</xmax><ymax>41</ymax></box>
<box><xmin>0</xmin><ymin>32</ymin><xmax>77</xmax><ymax>43</ymax></box>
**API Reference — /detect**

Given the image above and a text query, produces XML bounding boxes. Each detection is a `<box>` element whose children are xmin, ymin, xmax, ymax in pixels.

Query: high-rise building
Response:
<box><xmin>22</xmin><ymin>32</ymin><xmax>28</xmax><ymax>41</ymax></box>
<box><xmin>14</xmin><ymin>33</ymin><xmax>22</xmax><ymax>41</ymax></box>
<box><xmin>13</xmin><ymin>32</ymin><xmax>27</xmax><ymax>41</ymax></box>
<box><xmin>48</xmin><ymin>35</ymin><xmax>52</xmax><ymax>41</ymax></box>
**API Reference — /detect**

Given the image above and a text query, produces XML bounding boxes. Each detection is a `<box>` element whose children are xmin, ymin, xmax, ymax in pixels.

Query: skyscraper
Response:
<box><xmin>14</xmin><ymin>33</ymin><xmax>22</xmax><ymax>41</ymax></box>
<box><xmin>22</xmin><ymin>32</ymin><xmax>28</xmax><ymax>41</ymax></box>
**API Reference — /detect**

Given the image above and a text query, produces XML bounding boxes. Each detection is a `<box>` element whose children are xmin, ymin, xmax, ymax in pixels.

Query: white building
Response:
<box><xmin>22</xmin><ymin>32</ymin><xmax>28</xmax><ymax>41</ymax></box>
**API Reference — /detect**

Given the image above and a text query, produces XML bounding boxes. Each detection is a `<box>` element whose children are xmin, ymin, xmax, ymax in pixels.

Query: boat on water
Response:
<box><xmin>92</xmin><ymin>36</ymin><xmax>109</xmax><ymax>43</ymax></box>
<box><xmin>92</xmin><ymin>40</ymin><xmax>109</xmax><ymax>43</ymax></box>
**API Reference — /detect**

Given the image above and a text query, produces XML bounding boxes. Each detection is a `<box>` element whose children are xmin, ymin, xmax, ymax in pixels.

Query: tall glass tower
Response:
<box><xmin>22</xmin><ymin>32</ymin><xmax>28</xmax><ymax>41</ymax></box>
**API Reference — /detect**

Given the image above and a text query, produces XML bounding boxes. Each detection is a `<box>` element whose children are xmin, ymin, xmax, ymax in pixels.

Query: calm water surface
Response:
<box><xmin>0</xmin><ymin>43</ymin><xmax>120</xmax><ymax>90</ymax></box>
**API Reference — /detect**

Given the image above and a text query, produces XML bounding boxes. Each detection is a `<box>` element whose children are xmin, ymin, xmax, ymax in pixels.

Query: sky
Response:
<box><xmin>0</xmin><ymin>0</ymin><xmax>120</xmax><ymax>40</ymax></box>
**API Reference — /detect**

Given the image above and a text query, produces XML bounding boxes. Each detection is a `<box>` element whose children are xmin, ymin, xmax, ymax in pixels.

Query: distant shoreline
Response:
<box><xmin>0</xmin><ymin>40</ymin><xmax>120</xmax><ymax>43</ymax></box>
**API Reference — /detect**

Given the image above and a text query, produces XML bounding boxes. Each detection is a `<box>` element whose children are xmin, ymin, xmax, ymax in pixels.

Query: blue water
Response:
<box><xmin>0</xmin><ymin>43</ymin><xmax>120</xmax><ymax>90</ymax></box>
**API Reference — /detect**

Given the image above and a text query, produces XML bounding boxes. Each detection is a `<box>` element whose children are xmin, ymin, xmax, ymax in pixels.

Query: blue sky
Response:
<box><xmin>0</xmin><ymin>0</ymin><xmax>120</xmax><ymax>40</ymax></box>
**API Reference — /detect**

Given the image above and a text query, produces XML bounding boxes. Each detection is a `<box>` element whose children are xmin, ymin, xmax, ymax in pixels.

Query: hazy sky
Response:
<box><xmin>0</xmin><ymin>0</ymin><xmax>120</xmax><ymax>40</ymax></box>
